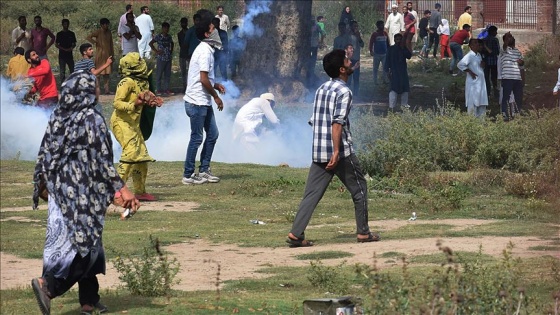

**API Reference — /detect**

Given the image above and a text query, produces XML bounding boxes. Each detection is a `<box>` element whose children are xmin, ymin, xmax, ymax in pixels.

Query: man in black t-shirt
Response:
<box><xmin>55</xmin><ymin>19</ymin><xmax>76</xmax><ymax>83</ymax></box>
<box><xmin>418</xmin><ymin>10</ymin><xmax>431</xmax><ymax>58</ymax></box>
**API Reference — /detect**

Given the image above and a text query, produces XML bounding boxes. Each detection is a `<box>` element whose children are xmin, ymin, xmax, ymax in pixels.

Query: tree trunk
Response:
<box><xmin>239</xmin><ymin>0</ymin><xmax>312</xmax><ymax>102</ymax></box>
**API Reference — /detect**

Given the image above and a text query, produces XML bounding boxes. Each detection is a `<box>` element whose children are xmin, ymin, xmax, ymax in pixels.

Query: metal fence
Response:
<box><xmin>482</xmin><ymin>0</ymin><xmax>538</xmax><ymax>30</ymax></box>
<box><xmin>385</xmin><ymin>0</ymin><xmax>541</xmax><ymax>30</ymax></box>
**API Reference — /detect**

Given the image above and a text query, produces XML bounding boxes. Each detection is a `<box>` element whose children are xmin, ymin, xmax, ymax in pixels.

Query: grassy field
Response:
<box><xmin>1</xmin><ymin>157</ymin><xmax>559</xmax><ymax>314</ymax></box>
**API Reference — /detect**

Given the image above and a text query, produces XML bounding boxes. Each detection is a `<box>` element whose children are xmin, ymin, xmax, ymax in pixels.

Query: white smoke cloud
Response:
<box><xmin>1</xmin><ymin>77</ymin><xmax>312</xmax><ymax>167</ymax></box>
<box><xmin>239</xmin><ymin>0</ymin><xmax>273</xmax><ymax>37</ymax></box>
<box><xmin>0</xmin><ymin>77</ymin><xmax>50</xmax><ymax>160</ymax></box>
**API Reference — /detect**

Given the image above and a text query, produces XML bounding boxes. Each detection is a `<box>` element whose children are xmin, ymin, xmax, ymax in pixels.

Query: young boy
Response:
<box><xmin>418</xmin><ymin>10</ymin><xmax>431</xmax><ymax>58</ymax></box>
<box><xmin>317</xmin><ymin>16</ymin><xmax>327</xmax><ymax>49</ymax></box>
<box><xmin>457</xmin><ymin>38</ymin><xmax>488</xmax><ymax>118</ymax></box>
<box><xmin>369</xmin><ymin>20</ymin><xmax>389</xmax><ymax>85</ymax></box>
<box><xmin>150</xmin><ymin>22</ymin><xmax>174</xmax><ymax>96</ymax></box>
<box><xmin>74</xmin><ymin>43</ymin><xmax>113</xmax><ymax>100</ymax></box>
<box><xmin>344</xmin><ymin>44</ymin><xmax>360</xmax><ymax>94</ymax></box>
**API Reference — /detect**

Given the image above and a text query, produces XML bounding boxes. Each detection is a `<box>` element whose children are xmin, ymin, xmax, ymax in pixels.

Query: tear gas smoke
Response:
<box><xmin>0</xmin><ymin>78</ymin><xmax>312</xmax><ymax>167</ymax></box>
<box><xmin>239</xmin><ymin>0</ymin><xmax>272</xmax><ymax>37</ymax></box>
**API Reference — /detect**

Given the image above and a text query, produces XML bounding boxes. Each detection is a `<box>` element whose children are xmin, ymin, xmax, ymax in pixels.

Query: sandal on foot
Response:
<box><xmin>286</xmin><ymin>237</ymin><xmax>314</xmax><ymax>247</ymax></box>
<box><xmin>31</xmin><ymin>278</ymin><xmax>51</xmax><ymax>315</ymax></box>
<box><xmin>357</xmin><ymin>232</ymin><xmax>381</xmax><ymax>243</ymax></box>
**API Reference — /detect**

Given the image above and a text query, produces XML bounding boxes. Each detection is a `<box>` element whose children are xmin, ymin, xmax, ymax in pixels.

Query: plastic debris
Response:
<box><xmin>408</xmin><ymin>212</ymin><xmax>417</xmax><ymax>221</ymax></box>
<box><xmin>250</xmin><ymin>219</ymin><xmax>266</xmax><ymax>225</ymax></box>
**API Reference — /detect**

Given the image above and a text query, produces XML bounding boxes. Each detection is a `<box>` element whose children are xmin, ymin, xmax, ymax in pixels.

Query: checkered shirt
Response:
<box><xmin>311</xmin><ymin>78</ymin><xmax>354</xmax><ymax>163</ymax></box>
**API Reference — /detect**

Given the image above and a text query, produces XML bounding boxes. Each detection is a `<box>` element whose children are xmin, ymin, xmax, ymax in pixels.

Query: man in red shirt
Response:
<box><xmin>449</xmin><ymin>24</ymin><xmax>471</xmax><ymax>75</ymax></box>
<box><xmin>25</xmin><ymin>49</ymin><xmax>58</xmax><ymax>109</ymax></box>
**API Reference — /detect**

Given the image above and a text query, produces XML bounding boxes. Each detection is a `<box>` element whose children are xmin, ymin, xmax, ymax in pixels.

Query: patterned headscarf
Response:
<box><xmin>33</xmin><ymin>70</ymin><xmax>124</xmax><ymax>257</ymax></box>
<box><xmin>119</xmin><ymin>52</ymin><xmax>152</xmax><ymax>80</ymax></box>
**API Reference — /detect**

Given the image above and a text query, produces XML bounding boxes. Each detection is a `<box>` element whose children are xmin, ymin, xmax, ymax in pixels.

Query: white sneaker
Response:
<box><xmin>199</xmin><ymin>171</ymin><xmax>220</xmax><ymax>183</ymax></box>
<box><xmin>182</xmin><ymin>174</ymin><xmax>208</xmax><ymax>185</ymax></box>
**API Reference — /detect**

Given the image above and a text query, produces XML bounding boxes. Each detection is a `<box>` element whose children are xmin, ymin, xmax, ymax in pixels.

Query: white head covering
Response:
<box><xmin>260</xmin><ymin>93</ymin><xmax>275</xmax><ymax>102</ymax></box>
<box><xmin>437</xmin><ymin>19</ymin><xmax>450</xmax><ymax>35</ymax></box>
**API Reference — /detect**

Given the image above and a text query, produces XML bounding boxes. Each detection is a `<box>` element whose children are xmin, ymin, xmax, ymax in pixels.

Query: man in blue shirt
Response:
<box><xmin>286</xmin><ymin>49</ymin><xmax>381</xmax><ymax>247</ymax></box>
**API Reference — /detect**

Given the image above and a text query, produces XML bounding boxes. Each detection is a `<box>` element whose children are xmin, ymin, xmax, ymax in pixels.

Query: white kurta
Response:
<box><xmin>385</xmin><ymin>13</ymin><xmax>404</xmax><ymax>46</ymax></box>
<box><xmin>233</xmin><ymin>97</ymin><xmax>279</xmax><ymax>145</ymax></box>
<box><xmin>135</xmin><ymin>14</ymin><xmax>154</xmax><ymax>59</ymax></box>
<box><xmin>457</xmin><ymin>51</ymin><xmax>488</xmax><ymax>113</ymax></box>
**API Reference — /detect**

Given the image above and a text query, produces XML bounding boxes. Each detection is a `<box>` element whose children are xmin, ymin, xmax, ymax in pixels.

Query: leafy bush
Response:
<box><xmin>307</xmin><ymin>260</ymin><xmax>351</xmax><ymax>294</ymax></box>
<box><xmin>113</xmin><ymin>235</ymin><xmax>180</xmax><ymax>297</ymax></box>
<box><xmin>354</xmin><ymin>107</ymin><xmax>560</xmax><ymax>197</ymax></box>
<box><xmin>524</xmin><ymin>35</ymin><xmax>560</xmax><ymax>71</ymax></box>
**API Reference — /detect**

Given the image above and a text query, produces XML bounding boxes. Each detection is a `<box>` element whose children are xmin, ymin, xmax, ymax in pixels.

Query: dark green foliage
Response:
<box><xmin>354</xmin><ymin>108</ymin><xmax>560</xmax><ymax>181</ymax></box>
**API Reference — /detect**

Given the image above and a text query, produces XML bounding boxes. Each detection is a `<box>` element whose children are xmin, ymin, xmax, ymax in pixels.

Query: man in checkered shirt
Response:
<box><xmin>286</xmin><ymin>49</ymin><xmax>381</xmax><ymax>247</ymax></box>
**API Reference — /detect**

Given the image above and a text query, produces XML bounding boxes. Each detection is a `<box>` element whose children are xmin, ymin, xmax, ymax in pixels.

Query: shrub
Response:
<box><xmin>355</xmin><ymin>242</ymin><xmax>548</xmax><ymax>314</ymax></box>
<box><xmin>354</xmin><ymin>107</ymin><xmax>560</xmax><ymax>198</ymax></box>
<box><xmin>307</xmin><ymin>260</ymin><xmax>351</xmax><ymax>294</ymax></box>
<box><xmin>113</xmin><ymin>235</ymin><xmax>180</xmax><ymax>297</ymax></box>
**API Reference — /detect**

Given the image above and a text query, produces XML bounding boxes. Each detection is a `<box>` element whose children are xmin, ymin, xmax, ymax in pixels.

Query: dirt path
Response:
<box><xmin>2</xmin><ymin>202</ymin><xmax>558</xmax><ymax>291</ymax></box>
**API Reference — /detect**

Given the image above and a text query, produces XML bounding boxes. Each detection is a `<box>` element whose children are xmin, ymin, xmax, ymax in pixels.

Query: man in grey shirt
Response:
<box><xmin>428</xmin><ymin>3</ymin><xmax>442</xmax><ymax>58</ymax></box>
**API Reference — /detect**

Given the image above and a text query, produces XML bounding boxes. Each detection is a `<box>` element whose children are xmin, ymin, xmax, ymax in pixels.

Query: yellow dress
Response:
<box><xmin>111</xmin><ymin>77</ymin><xmax>153</xmax><ymax>164</ymax></box>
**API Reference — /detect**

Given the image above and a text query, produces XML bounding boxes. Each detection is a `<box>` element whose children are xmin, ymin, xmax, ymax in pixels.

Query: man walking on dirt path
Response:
<box><xmin>286</xmin><ymin>49</ymin><xmax>381</xmax><ymax>248</ymax></box>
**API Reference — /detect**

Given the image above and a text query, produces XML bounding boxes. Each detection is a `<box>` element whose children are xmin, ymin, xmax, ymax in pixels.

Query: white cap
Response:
<box><xmin>392</xmin><ymin>4</ymin><xmax>398</xmax><ymax>8</ymax></box>
<box><xmin>260</xmin><ymin>93</ymin><xmax>275</xmax><ymax>102</ymax></box>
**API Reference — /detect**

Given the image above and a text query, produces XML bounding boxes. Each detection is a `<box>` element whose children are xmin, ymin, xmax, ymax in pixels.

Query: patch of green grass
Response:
<box><xmin>380</xmin><ymin>251</ymin><xmax>406</xmax><ymax>258</ymax></box>
<box><xmin>295</xmin><ymin>251</ymin><xmax>354</xmax><ymax>260</ymax></box>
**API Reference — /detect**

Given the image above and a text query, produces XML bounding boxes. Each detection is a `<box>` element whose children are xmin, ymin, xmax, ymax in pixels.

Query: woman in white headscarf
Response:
<box><xmin>437</xmin><ymin>19</ymin><xmax>452</xmax><ymax>59</ymax></box>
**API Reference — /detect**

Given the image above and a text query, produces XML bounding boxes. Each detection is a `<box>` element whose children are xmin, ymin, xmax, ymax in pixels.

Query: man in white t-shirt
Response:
<box><xmin>136</xmin><ymin>6</ymin><xmax>154</xmax><ymax>59</ymax></box>
<box><xmin>233</xmin><ymin>93</ymin><xmax>280</xmax><ymax>150</ymax></box>
<box><xmin>215</xmin><ymin>5</ymin><xmax>230</xmax><ymax>32</ymax></box>
<box><xmin>182</xmin><ymin>9</ymin><xmax>226</xmax><ymax>185</ymax></box>
<box><xmin>12</xmin><ymin>16</ymin><xmax>32</xmax><ymax>51</ymax></box>
<box><xmin>118</xmin><ymin>13</ymin><xmax>141</xmax><ymax>55</ymax></box>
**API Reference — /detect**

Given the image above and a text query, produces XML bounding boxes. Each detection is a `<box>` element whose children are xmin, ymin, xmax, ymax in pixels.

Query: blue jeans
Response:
<box><xmin>449</xmin><ymin>42</ymin><xmax>463</xmax><ymax>72</ymax></box>
<box><xmin>183</xmin><ymin>102</ymin><xmax>219</xmax><ymax>177</ymax></box>
<box><xmin>373</xmin><ymin>53</ymin><xmax>387</xmax><ymax>83</ymax></box>
<box><xmin>420</xmin><ymin>36</ymin><xmax>429</xmax><ymax>57</ymax></box>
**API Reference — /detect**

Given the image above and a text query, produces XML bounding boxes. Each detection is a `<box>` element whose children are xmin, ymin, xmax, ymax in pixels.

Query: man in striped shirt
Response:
<box><xmin>74</xmin><ymin>43</ymin><xmax>113</xmax><ymax>99</ymax></box>
<box><xmin>498</xmin><ymin>33</ymin><xmax>524</xmax><ymax>121</ymax></box>
<box><xmin>286</xmin><ymin>49</ymin><xmax>380</xmax><ymax>247</ymax></box>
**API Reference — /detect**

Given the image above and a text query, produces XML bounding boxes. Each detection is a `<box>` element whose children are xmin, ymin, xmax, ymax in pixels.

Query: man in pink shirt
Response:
<box><xmin>30</xmin><ymin>16</ymin><xmax>55</xmax><ymax>60</ymax></box>
<box><xmin>25</xmin><ymin>49</ymin><xmax>58</xmax><ymax>109</ymax></box>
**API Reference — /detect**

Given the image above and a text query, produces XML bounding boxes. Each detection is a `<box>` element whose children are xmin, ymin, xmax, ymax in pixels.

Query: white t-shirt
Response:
<box><xmin>233</xmin><ymin>97</ymin><xmax>279</xmax><ymax>140</ymax></box>
<box><xmin>183</xmin><ymin>42</ymin><xmax>215</xmax><ymax>106</ymax></box>
<box><xmin>118</xmin><ymin>24</ymin><xmax>139</xmax><ymax>55</ymax></box>
<box><xmin>12</xmin><ymin>26</ymin><xmax>31</xmax><ymax>51</ymax></box>
<box><xmin>215</xmin><ymin>14</ymin><xmax>230</xmax><ymax>31</ymax></box>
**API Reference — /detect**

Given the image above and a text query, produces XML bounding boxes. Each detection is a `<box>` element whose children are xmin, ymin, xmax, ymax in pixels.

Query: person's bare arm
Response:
<box><xmin>45</xmin><ymin>30</ymin><xmax>55</xmax><ymax>51</ymax></box>
<box><xmin>326</xmin><ymin>123</ymin><xmax>342</xmax><ymax>170</ymax></box>
<box><xmin>92</xmin><ymin>57</ymin><xmax>113</xmax><ymax>76</ymax></box>
<box><xmin>200</xmin><ymin>71</ymin><xmax>223</xmax><ymax>111</ymax></box>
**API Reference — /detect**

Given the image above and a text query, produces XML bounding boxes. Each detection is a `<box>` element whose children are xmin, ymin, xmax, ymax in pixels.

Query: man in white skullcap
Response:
<box><xmin>233</xmin><ymin>93</ymin><xmax>280</xmax><ymax>150</ymax></box>
<box><xmin>385</xmin><ymin>4</ymin><xmax>405</xmax><ymax>46</ymax></box>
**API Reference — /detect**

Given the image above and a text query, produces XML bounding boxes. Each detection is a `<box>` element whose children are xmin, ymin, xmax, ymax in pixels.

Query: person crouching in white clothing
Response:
<box><xmin>233</xmin><ymin>93</ymin><xmax>279</xmax><ymax>151</ymax></box>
